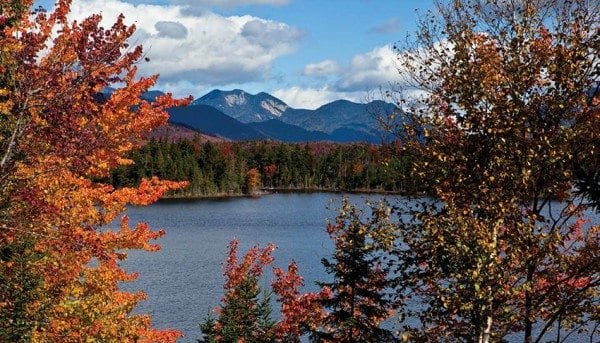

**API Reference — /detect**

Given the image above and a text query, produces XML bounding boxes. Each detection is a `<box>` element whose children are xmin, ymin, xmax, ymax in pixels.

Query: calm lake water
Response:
<box><xmin>121</xmin><ymin>192</ymin><xmax>391</xmax><ymax>342</ymax></box>
<box><xmin>120</xmin><ymin>193</ymin><xmax>599</xmax><ymax>342</ymax></box>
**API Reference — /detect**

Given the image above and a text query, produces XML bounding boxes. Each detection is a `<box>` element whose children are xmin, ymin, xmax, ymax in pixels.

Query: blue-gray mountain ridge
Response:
<box><xmin>148</xmin><ymin>89</ymin><xmax>400</xmax><ymax>143</ymax></box>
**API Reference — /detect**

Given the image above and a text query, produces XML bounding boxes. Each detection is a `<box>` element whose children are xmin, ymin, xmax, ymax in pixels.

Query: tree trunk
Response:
<box><xmin>524</xmin><ymin>266</ymin><xmax>534</xmax><ymax>343</ymax></box>
<box><xmin>478</xmin><ymin>315</ymin><xmax>493</xmax><ymax>343</ymax></box>
<box><xmin>525</xmin><ymin>199</ymin><xmax>536</xmax><ymax>343</ymax></box>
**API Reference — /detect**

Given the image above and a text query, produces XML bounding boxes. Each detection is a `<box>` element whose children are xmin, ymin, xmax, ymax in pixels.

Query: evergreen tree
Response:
<box><xmin>312</xmin><ymin>199</ymin><xmax>398</xmax><ymax>343</ymax></box>
<box><xmin>199</xmin><ymin>241</ymin><xmax>276</xmax><ymax>343</ymax></box>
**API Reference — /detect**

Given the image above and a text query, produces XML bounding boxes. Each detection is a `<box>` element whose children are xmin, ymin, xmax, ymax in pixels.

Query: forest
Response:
<box><xmin>110</xmin><ymin>139</ymin><xmax>417</xmax><ymax>197</ymax></box>
<box><xmin>0</xmin><ymin>0</ymin><xmax>598</xmax><ymax>343</ymax></box>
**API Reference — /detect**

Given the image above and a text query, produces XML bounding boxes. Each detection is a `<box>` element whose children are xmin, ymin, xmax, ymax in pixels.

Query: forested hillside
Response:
<box><xmin>110</xmin><ymin>139</ymin><xmax>417</xmax><ymax>197</ymax></box>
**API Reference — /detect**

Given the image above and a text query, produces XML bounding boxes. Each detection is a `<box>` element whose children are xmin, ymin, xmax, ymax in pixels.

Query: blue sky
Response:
<box><xmin>36</xmin><ymin>0</ymin><xmax>435</xmax><ymax>108</ymax></box>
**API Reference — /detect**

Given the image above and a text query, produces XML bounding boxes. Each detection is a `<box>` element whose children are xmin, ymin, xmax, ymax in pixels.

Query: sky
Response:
<box><xmin>35</xmin><ymin>0</ymin><xmax>436</xmax><ymax>109</ymax></box>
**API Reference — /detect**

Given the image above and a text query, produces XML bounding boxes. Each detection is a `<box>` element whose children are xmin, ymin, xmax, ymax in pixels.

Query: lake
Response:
<box><xmin>121</xmin><ymin>192</ymin><xmax>389</xmax><ymax>342</ymax></box>
<box><xmin>120</xmin><ymin>193</ymin><xmax>599</xmax><ymax>342</ymax></box>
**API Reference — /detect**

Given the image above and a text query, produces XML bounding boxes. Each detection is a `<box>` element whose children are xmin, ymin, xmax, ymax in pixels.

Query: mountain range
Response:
<box><xmin>195</xmin><ymin>89</ymin><xmax>289</xmax><ymax>123</ymax></box>
<box><xmin>154</xmin><ymin>89</ymin><xmax>399</xmax><ymax>143</ymax></box>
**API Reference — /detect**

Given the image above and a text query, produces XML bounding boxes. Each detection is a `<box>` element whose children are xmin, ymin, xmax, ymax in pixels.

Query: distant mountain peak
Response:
<box><xmin>171</xmin><ymin>88</ymin><xmax>399</xmax><ymax>143</ymax></box>
<box><xmin>329</xmin><ymin>99</ymin><xmax>354</xmax><ymax>104</ymax></box>
<box><xmin>194</xmin><ymin>88</ymin><xmax>289</xmax><ymax>123</ymax></box>
<box><xmin>316</xmin><ymin>99</ymin><xmax>359</xmax><ymax>110</ymax></box>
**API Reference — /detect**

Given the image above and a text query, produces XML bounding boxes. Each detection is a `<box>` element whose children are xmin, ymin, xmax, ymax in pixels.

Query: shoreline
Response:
<box><xmin>159</xmin><ymin>187</ymin><xmax>416</xmax><ymax>202</ymax></box>
<box><xmin>159</xmin><ymin>190</ymin><xmax>269</xmax><ymax>201</ymax></box>
<box><xmin>264</xmin><ymin>187</ymin><xmax>406</xmax><ymax>196</ymax></box>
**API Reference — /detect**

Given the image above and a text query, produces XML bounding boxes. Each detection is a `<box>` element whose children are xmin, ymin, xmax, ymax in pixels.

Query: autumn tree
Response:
<box><xmin>200</xmin><ymin>240</ymin><xmax>277</xmax><ymax>343</ymax></box>
<box><xmin>200</xmin><ymin>240</ymin><xmax>329</xmax><ymax>343</ymax></box>
<box><xmin>272</xmin><ymin>261</ymin><xmax>330</xmax><ymax>342</ymax></box>
<box><xmin>312</xmin><ymin>199</ymin><xmax>398</xmax><ymax>343</ymax></box>
<box><xmin>263</xmin><ymin>163</ymin><xmax>278</xmax><ymax>188</ymax></box>
<box><xmin>390</xmin><ymin>0</ymin><xmax>600</xmax><ymax>342</ymax></box>
<box><xmin>0</xmin><ymin>0</ymin><xmax>189</xmax><ymax>341</ymax></box>
<box><xmin>245</xmin><ymin>167</ymin><xmax>261</xmax><ymax>195</ymax></box>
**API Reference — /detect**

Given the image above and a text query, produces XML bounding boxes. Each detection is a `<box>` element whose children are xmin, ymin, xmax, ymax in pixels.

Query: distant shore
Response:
<box><xmin>159</xmin><ymin>187</ymin><xmax>412</xmax><ymax>201</ymax></box>
<box><xmin>160</xmin><ymin>190</ymin><xmax>268</xmax><ymax>201</ymax></box>
<box><xmin>263</xmin><ymin>187</ymin><xmax>406</xmax><ymax>196</ymax></box>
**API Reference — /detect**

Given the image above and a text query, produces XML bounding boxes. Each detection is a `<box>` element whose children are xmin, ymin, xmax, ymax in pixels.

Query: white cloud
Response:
<box><xmin>272</xmin><ymin>86</ymin><xmax>364</xmax><ymax>110</ymax></box>
<box><xmin>281</xmin><ymin>45</ymin><xmax>423</xmax><ymax>109</ymax></box>
<box><xmin>155</xmin><ymin>21</ymin><xmax>188</xmax><ymax>39</ymax></box>
<box><xmin>172</xmin><ymin>0</ymin><xmax>290</xmax><ymax>8</ymax></box>
<box><xmin>302</xmin><ymin>59</ymin><xmax>340</xmax><ymax>77</ymax></box>
<box><xmin>336</xmin><ymin>45</ymin><xmax>404</xmax><ymax>91</ymax></box>
<box><xmin>120</xmin><ymin>0</ymin><xmax>290</xmax><ymax>11</ymax></box>
<box><xmin>69</xmin><ymin>0</ymin><xmax>302</xmax><ymax>86</ymax></box>
<box><xmin>299</xmin><ymin>42</ymin><xmax>452</xmax><ymax>95</ymax></box>
<box><xmin>240</xmin><ymin>19</ymin><xmax>303</xmax><ymax>49</ymax></box>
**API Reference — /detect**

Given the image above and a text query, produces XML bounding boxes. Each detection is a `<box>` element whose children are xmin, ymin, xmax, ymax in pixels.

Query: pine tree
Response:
<box><xmin>312</xmin><ymin>199</ymin><xmax>397</xmax><ymax>343</ymax></box>
<box><xmin>199</xmin><ymin>241</ymin><xmax>276</xmax><ymax>343</ymax></box>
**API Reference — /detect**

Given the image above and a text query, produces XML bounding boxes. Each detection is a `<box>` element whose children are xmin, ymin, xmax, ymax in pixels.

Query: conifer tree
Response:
<box><xmin>312</xmin><ymin>199</ymin><xmax>397</xmax><ymax>343</ymax></box>
<box><xmin>200</xmin><ymin>240</ymin><xmax>276</xmax><ymax>343</ymax></box>
<box><xmin>201</xmin><ymin>240</ymin><xmax>329</xmax><ymax>343</ymax></box>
